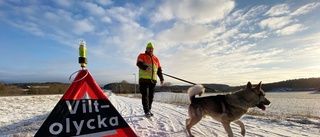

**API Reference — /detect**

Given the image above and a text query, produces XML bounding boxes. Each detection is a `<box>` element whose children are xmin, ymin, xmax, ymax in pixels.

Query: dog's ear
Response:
<box><xmin>247</xmin><ymin>82</ymin><xmax>252</xmax><ymax>89</ymax></box>
<box><xmin>255</xmin><ymin>81</ymin><xmax>262</xmax><ymax>90</ymax></box>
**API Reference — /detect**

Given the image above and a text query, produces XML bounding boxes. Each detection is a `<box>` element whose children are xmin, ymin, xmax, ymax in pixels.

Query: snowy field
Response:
<box><xmin>152</xmin><ymin>91</ymin><xmax>320</xmax><ymax>118</ymax></box>
<box><xmin>0</xmin><ymin>91</ymin><xmax>319</xmax><ymax>137</ymax></box>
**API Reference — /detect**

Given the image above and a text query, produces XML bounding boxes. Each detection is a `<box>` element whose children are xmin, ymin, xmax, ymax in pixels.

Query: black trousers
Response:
<box><xmin>139</xmin><ymin>79</ymin><xmax>156</xmax><ymax>114</ymax></box>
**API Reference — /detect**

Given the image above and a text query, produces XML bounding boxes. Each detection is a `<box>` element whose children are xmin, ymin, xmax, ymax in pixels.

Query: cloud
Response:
<box><xmin>44</xmin><ymin>11</ymin><xmax>59</xmax><ymax>21</ymax></box>
<box><xmin>160</xmin><ymin>44</ymin><xmax>287</xmax><ymax>85</ymax></box>
<box><xmin>265</xmin><ymin>4</ymin><xmax>290</xmax><ymax>16</ymax></box>
<box><xmin>152</xmin><ymin>0</ymin><xmax>235</xmax><ymax>24</ymax></box>
<box><xmin>156</xmin><ymin>22</ymin><xmax>211</xmax><ymax>45</ymax></box>
<box><xmin>97</xmin><ymin>0</ymin><xmax>113</xmax><ymax>6</ymax></box>
<box><xmin>105</xmin><ymin>23</ymin><xmax>152</xmax><ymax>53</ymax></box>
<box><xmin>259</xmin><ymin>16</ymin><xmax>292</xmax><ymax>30</ymax></box>
<box><xmin>249</xmin><ymin>31</ymin><xmax>268</xmax><ymax>39</ymax></box>
<box><xmin>276</xmin><ymin>24</ymin><xmax>305</xmax><ymax>36</ymax></box>
<box><xmin>54</xmin><ymin>0</ymin><xmax>73</xmax><ymax>7</ymax></box>
<box><xmin>160</xmin><ymin>48</ymin><xmax>214</xmax><ymax>83</ymax></box>
<box><xmin>290</xmin><ymin>2</ymin><xmax>320</xmax><ymax>16</ymax></box>
<box><xmin>9</xmin><ymin>21</ymin><xmax>44</xmax><ymax>36</ymax></box>
<box><xmin>82</xmin><ymin>2</ymin><xmax>106</xmax><ymax>16</ymax></box>
<box><xmin>107</xmin><ymin>5</ymin><xmax>143</xmax><ymax>24</ymax></box>
<box><xmin>246</xmin><ymin>5</ymin><xmax>269</xmax><ymax>17</ymax></box>
<box><xmin>73</xmin><ymin>19</ymin><xmax>95</xmax><ymax>35</ymax></box>
<box><xmin>101</xmin><ymin>16</ymin><xmax>112</xmax><ymax>23</ymax></box>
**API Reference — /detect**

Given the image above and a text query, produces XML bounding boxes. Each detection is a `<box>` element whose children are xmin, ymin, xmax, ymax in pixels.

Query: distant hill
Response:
<box><xmin>2</xmin><ymin>78</ymin><xmax>319</xmax><ymax>95</ymax></box>
<box><xmin>156</xmin><ymin>77</ymin><xmax>320</xmax><ymax>93</ymax></box>
<box><xmin>157</xmin><ymin>83</ymin><xmax>230</xmax><ymax>93</ymax></box>
<box><xmin>0</xmin><ymin>82</ymin><xmax>70</xmax><ymax>95</ymax></box>
<box><xmin>259</xmin><ymin>78</ymin><xmax>320</xmax><ymax>92</ymax></box>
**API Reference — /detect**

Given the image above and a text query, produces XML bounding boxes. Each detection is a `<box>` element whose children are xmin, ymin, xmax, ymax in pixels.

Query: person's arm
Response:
<box><xmin>137</xmin><ymin>54</ymin><xmax>148</xmax><ymax>70</ymax></box>
<box><xmin>157</xmin><ymin>68</ymin><xmax>164</xmax><ymax>82</ymax></box>
<box><xmin>137</xmin><ymin>62</ymin><xmax>148</xmax><ymax>70</ymax></box>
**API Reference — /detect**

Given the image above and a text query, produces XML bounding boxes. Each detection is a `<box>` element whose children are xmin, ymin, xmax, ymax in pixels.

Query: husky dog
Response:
<box><xmin>186</xmin><ymin>82</ymin><xmax>270</xmax><ymax>137</ymax></box>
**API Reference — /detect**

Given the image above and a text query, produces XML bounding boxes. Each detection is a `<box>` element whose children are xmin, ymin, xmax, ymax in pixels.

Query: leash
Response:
<box><xmin>162</xmin><ymin>73</ymin><xmax>217</xmax><ymax>92</ymax></box>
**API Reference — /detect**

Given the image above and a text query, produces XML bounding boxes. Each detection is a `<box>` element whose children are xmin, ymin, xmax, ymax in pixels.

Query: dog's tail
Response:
<box><xmin>187</xmin><ymin>84</ymin><xmax>205</xmax><ymax>102</ymax></box>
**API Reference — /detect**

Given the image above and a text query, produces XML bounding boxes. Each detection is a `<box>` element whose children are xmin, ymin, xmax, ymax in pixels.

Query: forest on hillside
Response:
<box><xmin>258</xmin><ymin>78</ymin><xmax>320</xmax><ymax>91</ymax></box>
<box><xmin>0</xmin><ymin>78</ymin><xmax>319</xmax><ymax>95</ymax></box>
<box><xmin>104</xmin><ymin>77</ymin><xmax>320</xmax><ymax>93</ymax></box>
<box><xmin>0</xmin><ymin>82</ymin><xmax>69</xmax><ymax>95</ymax></box>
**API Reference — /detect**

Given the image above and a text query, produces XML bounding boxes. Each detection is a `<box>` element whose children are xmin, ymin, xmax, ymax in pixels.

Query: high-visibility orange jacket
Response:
<box><xmin>136</xmin><ymin>53</ymin><xmax>164</xmax><ymax>82</ymax></box>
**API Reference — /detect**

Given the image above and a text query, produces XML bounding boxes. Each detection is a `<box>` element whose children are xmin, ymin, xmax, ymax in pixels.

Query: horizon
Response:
<box><xmin>0</xmin><ymin>0</ymin><xmax>319</xmax><ymax>86</ymax></box>
<box><xmin>3</xmin><ymin>77</ymin><xmax>319</xmax><ymax>88</ymax></box>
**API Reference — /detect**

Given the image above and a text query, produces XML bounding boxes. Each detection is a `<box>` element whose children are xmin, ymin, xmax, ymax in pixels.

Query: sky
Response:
<box><xmin>0</xmin><ymin>0</ymin><xmax>319</xmax><ymax>86</ymax></box>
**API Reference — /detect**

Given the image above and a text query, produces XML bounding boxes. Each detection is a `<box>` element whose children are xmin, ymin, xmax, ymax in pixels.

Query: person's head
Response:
<box><xmin>146</xmin><ymin>42</ymin><xmax>154</xmax><ymax>55</ymax></box>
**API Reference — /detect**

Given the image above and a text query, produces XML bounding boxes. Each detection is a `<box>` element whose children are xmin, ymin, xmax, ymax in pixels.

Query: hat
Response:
<box><xmin>146</xmin><ymin>42</ymin><xmax>154</xmax><ymax>48</ymax></box>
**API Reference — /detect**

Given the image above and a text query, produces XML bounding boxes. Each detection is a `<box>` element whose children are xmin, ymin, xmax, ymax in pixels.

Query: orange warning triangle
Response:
<box><xmin>35</xmin><ymin>69</ymin><xmax>137</xmax><ymax>137</ymax></box>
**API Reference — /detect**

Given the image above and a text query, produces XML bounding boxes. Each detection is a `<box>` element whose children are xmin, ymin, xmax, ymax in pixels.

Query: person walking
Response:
<box><xmin>136</xmin><ymin>42</ymin><xmax>164</xmax><ymax>117</ymax></box>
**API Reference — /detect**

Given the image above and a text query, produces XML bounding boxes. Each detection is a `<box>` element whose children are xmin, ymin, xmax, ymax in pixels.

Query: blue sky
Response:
<box><xmin>0</xmin><ymin>0</ymin><xmax>319</xmax><ymax>86</ymax></box>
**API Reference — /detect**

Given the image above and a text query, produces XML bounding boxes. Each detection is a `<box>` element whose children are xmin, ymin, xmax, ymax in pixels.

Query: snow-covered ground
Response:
<box><xmin>0</xmin><ymin>91</ymin><xmax>319</xmax><ymax>137</ymax></box>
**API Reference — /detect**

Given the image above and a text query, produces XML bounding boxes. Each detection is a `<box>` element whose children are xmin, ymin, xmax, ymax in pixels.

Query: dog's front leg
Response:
<box><xmin>221</xmin><ymin>121</ymin><xmax>233</xmax><ymax>137</ymax></box>
<box><xmin>234</xmin><ymin>120</ymin><xmax>245</xmax><ymax>136</ymax></box>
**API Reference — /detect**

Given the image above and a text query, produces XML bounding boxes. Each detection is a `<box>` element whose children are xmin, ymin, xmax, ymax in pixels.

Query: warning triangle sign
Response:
<box><xmin>35</xmin><ymin>69</ymin><xmax>137</xmax><ymax>137</ymax></box>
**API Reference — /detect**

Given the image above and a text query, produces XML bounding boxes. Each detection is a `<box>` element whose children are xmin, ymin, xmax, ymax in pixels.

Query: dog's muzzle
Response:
<box><xmin>256</xmin><ymin>98</ymin><xmax>271</xmax><ymax>111</ymax></box>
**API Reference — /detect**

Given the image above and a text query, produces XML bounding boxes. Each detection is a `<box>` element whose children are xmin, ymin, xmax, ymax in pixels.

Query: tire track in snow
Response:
<box><xmin>110</xmin><ymin>95</ymin><xmax>166</xmax><ymax>136</ymax></box>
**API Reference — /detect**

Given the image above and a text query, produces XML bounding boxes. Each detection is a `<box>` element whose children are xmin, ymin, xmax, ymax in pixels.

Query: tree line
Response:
<box><xmin>0</xmin><ymin>82</ymin><xmax>69</xmax><ymax>95</ymax></box>
<box><xmin>104</xmin><ymin>78</ymin><xmax>320</xmax><ymax>93</ymax></box>
<box><xmin>103</xmin><ymin>80</ymin><xmax>174</xmax><ymax>94</ymax></box>
<box><xmin>1</xmin><ymin>77</ymin><xmax>319</xmax><ymax>95</ymax></box>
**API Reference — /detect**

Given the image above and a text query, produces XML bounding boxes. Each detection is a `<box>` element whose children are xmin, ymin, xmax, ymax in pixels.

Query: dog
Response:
<box><xmin>186</xmin><ymin>82</ymin><xmax>270</xmax><ymax>137</ymax></box>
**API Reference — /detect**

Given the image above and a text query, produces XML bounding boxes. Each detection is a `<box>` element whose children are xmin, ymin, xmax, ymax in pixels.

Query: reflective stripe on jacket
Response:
<box><xmin>137</xmin><ymin>53</ymin><xmax>162</xmax><ymax>81</ymax></box>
